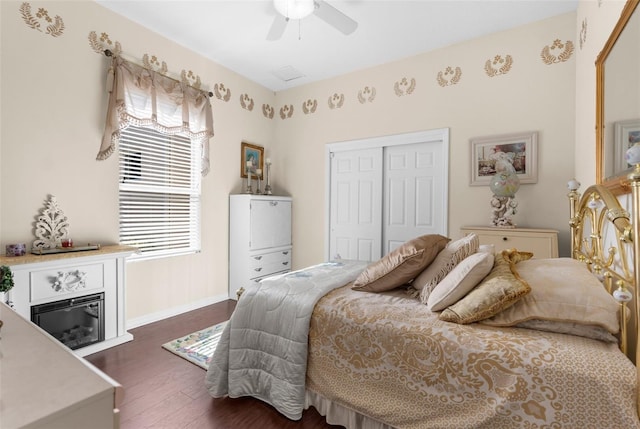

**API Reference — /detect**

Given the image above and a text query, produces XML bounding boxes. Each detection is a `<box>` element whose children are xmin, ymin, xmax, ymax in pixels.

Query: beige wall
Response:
<box><xmin>2</xmin><ymin>1</ymin><xmax>584</xmax><ymax>325</ymax></box>
<box><xmin>275</xmin><ymin>12</ymin><xmax>577</xmax><ymax>269</ymax></box>
<box><xmin>574</xmin><ymin>0</ymin><xmax>627</xmax><ymax>185</ymax></box>
<box><xmin>0</xmin><ymin>1</ymin><xmax>276</xmax><ymax>324</ymax></box>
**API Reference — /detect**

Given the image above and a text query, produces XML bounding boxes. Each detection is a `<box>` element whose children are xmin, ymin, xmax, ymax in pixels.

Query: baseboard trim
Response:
<box><xmin>126</xmin><ymin>294</ymin><xmax>229</xmax><ymax>329</ymax></box>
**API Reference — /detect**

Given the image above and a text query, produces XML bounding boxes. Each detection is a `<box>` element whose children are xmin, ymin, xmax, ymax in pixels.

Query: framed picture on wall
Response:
<box><xmin>240</xmin><ymin>142</ymin><xmax>264</xmax><ymax>179</ymax></box>
<box><xmin>470</xmin><ymin>131</ymin><xmax>538</xmax><ymax>186</ymax></box>
<box><xmin>614</xmin><ymin>119</ymin><xmax>640</xmax><ymax>174</ymax></box>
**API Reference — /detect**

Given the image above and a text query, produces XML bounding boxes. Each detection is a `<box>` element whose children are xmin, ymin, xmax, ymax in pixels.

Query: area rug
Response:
<box><xmin>162</xmin><ymin>320</ymin><xmax>227</xmax><ymax>370</ymax></box>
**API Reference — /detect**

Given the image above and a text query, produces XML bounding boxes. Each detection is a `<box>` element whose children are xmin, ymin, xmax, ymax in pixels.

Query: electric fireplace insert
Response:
<box><xmin>31</xmin><ymin>292</ymin><xmax>105</xmax><ymax>350</ymax></box>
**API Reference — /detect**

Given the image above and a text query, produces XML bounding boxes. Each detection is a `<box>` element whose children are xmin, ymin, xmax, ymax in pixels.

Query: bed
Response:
<box><xmin>206</xmin><ymin>180</ymin><xmax>640</xmax><ymax>428</ymax></box>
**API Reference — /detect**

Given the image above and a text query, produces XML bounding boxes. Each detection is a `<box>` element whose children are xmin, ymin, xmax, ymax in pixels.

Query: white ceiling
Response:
<box><xmin>95</xmin><ymin>0</ymin><xmax>579</xmax><ymax>92</ymax></box>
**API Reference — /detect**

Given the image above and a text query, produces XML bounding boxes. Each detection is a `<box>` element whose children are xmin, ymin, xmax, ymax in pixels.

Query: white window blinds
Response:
<box><xmin>119</xmin><ymin>126</ymin><xmax>201</xmax><ymax>259</ymax></box>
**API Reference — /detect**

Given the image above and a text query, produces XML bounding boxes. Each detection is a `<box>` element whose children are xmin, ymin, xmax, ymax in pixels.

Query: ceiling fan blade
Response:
<box><xmin>313</xmin><ymin>0</ymin><xmax>358</xmax><ymax>35</ymax></box>
<box><xmin>267</xmin><ymin>15</ymin><xmax>288</xmax><ymax>41</ymax></box>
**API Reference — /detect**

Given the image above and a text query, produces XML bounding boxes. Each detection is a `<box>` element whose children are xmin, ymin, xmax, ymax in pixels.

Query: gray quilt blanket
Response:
<box><xmin>205</xmin><ymin>259</ymin><xmax>368</xmax><ymax>420</ymax></box>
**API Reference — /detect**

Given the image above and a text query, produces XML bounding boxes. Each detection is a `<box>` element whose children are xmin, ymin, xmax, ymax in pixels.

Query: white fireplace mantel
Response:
<box><xmin>0</xmin><ymin>245</ymin><xmax>137</xmax><ymax>356</ymax></box>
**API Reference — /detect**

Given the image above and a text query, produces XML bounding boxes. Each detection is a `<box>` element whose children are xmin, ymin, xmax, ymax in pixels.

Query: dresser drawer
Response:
<box><xmin>249</xmin><ymin>250</ymin><xmax>291</xmax><ymax>279</ymax></box>
<box><xmin>461</xmin><ymin>226</ymin><xmax>559</xmax><ymax>258</ymax></box>
<box><xmin>29</xmin><ymin>263</ymin><xmax>105</xmax><ymax>303</ymax></box>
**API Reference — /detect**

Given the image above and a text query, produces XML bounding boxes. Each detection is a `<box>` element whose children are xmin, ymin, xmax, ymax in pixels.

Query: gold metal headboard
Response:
<box><xmin>568</xmin><ymin>183</ymin><xmax>636</xmax><ymax>362</ymax></box>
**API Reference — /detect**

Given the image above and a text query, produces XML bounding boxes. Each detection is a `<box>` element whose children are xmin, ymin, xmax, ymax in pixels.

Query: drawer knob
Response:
<box><xmin>253</xmin><ymin>256</ymin><xmax>263</xmax><ymax>260</ymax></box>
<box><xmin>282</xmin><ymin>251</ymin><xmax>289</xmax><ymax>255</ymax></box>
<box><xmin>283</xmin><ymin>262</ymin><xmax>289</xmax><ymax>266</ymax></box>
<box><xmin>502</xmin><ymin>237</ymin><xmax>508</xmax><ymax>241</ymax></box>
<box><xmin>254</xmin><ymin>268</ymin><xmax>263</xmax><ymax>272</ymax></box>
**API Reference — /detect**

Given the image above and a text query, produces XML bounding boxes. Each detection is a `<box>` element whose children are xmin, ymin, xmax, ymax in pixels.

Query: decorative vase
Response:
<box><xmin>489</xmin><ymin>171</ymin><xmax>520</xmax><ymax>197</ymax></box>
<box><xmin>489</xmin><ymin>171</ymin><xmax>520</xmax><ymax>228</ymax></box>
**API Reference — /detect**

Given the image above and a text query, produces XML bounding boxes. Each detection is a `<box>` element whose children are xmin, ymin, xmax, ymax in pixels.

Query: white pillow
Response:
<box><xmin>413</xmin><ymin>234</ymin><xmax>479</xmax><ymax>300</ymax></box>
<box><xmin>427</xmin><ymin>252</ymin><xmax>494</xmax><ymax>310</ymax></box>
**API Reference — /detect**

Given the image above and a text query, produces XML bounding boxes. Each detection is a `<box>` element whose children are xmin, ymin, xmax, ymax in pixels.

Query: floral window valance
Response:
<box><xmin>99</xmin><ymin>56</ymin><xmax>213</xmax><ymax>175</ymax></box>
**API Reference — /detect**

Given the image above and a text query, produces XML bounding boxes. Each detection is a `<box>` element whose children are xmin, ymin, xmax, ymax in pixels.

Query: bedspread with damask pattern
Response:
<box><xmin>307</xmin><ymin>285</ymin><xmax>640</xmax><ymax>429</ymax></box>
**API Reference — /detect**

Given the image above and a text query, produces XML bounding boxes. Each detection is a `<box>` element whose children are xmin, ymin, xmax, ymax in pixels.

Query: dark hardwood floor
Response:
<box><xmin>86</xmin><ymin>300</ymin><xmax>341</xmax><ymax>429</ymax></box>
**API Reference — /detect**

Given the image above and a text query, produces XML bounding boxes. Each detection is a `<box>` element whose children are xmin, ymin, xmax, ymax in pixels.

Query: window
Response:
<box><xmin>119</xmin><ymin>126</ymin><xmax>201</xmax><ymax>259</ymax></box>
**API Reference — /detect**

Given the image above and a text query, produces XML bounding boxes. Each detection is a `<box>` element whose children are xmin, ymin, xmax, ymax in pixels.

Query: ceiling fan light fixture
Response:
<box><xmin>274</xmin><ymin>0</ymin><xmax>314</xmax><ymax>20</ymax></box>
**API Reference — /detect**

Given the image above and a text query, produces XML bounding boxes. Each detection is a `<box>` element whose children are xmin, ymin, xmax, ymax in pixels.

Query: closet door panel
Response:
<box><xmin>383</xmin><ymin>142</ymin><xmax>446</xmax><ymax>254</ymax></box>
<box><xmin>329</xmin><ymin>148</ymin><xmax>382</xmax><ymax>261</ymax></box>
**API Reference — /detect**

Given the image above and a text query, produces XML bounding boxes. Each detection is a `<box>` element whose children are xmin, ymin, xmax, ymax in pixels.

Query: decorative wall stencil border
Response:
<box><xmin>580</xmin><ymin>19</ymin><xmax>588</xmax><ymax>50</ymax></box>
<box><xmin>394</xmin><ymin>77</ymin><xmax>416</xmax><ymax>96</ymax></box>
<box><xmin>437</xmin><ymin>66</ymin><xmax>462</xmax><ymax>87</ymax></box>
<box><xmin>181</xmin><ymin>70</ymin><xmax>202</xmax><ymax>89</ymax></box>
<box><xmin>214</xmin><ymin>83</ymin><xmax>231</xmax><ymax>102</ymax></box>
<box><xmin>240</xmin><ymin>94</ymin><xmax>255</xmax><ymax>111</ymax></box>
<box><xmin>262</xmin><ymin>104</ymin><xmax>275</xmax><ymax>119</ymax></box>
<box><xmin>142</xmin><ymin>54</ymin><xmax>168</xmax><ymax>74</ymax></box>
<box><xmin>88</xmin><ymin>31</ymin><xmax>122</xmax><ymax>56</ymax></box>
<box><xmin>302</xmin><ymin>99</ymin><xmax>318</xmax><ymax>114</ymax></box>
<box><xmin>20</xmin><ymin>2</ymin><xmax>65</xmax><ymax>37</ymax></box>
<box><xmin>541</xmin><ymin>39</ymin><xmax>574</xmax><ymax>65</ymax></box>
<box><xmin>357</xmin><ymin>86</ymin><xmax>376</xmax><ymax>104</ymax></box>
<box><xmin>484</xmin><ymin>55</ymin><xmax>513</xmax><ymax>77</ymax></box>
<box><xmin>279</xmin><ymin>105</ymin><xmax>294</xmax><ymax>119</ymax></box>
<box><xmin>328</xmin><ymin>93</ymin><xmax>345</xmax><ymax>109</ymax></box>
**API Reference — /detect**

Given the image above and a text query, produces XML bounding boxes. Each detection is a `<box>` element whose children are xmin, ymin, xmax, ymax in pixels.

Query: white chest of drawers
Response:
<box><xmin>229</xmin><ymin>195</ymin><xmax>292</xmax><ymax>299</ymax></box>
<box><xmin>460</xmin><ymin>226</ymin><xmax>559</xmax><ymax>258</ymax></box>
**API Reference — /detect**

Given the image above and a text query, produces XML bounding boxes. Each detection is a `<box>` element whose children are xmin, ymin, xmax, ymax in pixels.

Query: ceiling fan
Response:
<box><xmin>267</xmin><ymin>0</ymin><xmax>358</xmax><ymax>41</ymax></box>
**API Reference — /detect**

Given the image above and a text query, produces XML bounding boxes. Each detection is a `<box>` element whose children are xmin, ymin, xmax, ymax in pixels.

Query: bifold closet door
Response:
<box><xmin>383</xmin><ymin>142</ymin><xmax>446</xmax><ymax>254</ymax></box>
<box><xmin>328</xmin><ymin>148</ymin><xmax>383</xmax><ymax>261</ymax></box>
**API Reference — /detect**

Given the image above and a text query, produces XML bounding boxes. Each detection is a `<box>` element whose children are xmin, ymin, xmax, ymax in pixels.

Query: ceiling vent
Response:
<box><xmin>272</xmin><ymin>65</ymin><xmax>306</xmax><ymax>82</ymax></box>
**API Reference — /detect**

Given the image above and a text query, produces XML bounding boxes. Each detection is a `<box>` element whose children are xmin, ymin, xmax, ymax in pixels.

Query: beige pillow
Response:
<box><xmin>426</xmin><ymin>251</ymin><xmax>495</xmax><ymax>310</ymax></box>
<box><xmin>414</xmin><ymin>234</ymin><xmax>480</xmax><ymax>299</ymax></box>
<box><xmin>481</xmin><ymin>258</ymin><xmax>620</xmax><ymax>334</ymax></box>
<box><xmin>439</xmin><ymin>250</ymin><xmax>532</xmax><ymax>324</ymax></box>
<box><xmin>352</xmin><ymin>234</ymin><xmax>450</xmax><ymax>292</ymax></box>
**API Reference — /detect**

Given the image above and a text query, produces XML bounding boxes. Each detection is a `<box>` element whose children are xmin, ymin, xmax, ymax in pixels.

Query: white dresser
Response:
<box><xmin>229</xmin><ymin>195</ymin><xmax>292</xmax><ymax>299</ymax></box>
<box><xmin>460</xmin><ymin>226</ymin><xmax>559</xmax><ymax>258</ymax></box>
<box><xmin>0</xmin><ymin>301</ymin><xmax>123</xmax><ymax>428</ymax></box>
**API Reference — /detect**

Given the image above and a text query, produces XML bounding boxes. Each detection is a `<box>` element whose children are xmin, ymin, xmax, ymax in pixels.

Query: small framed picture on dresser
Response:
<box><xmin>241</xmin><ymin>142</ymin><xmax>264</xmax><ymax>179</ymax></box>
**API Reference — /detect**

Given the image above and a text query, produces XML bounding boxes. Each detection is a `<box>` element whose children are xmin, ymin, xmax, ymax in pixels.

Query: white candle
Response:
<box><xmin>256</xmin><ymin>169</ymin><xmax>262</xmax><ymax>175</ymax></box>
<box><xmin>266</xmin><ymin>158</ymin><xmax>271</xmax><ymax>165</ymax></box>
<box><xmin>246</xmin><ymin>160</ymin><xmax>252</xmax><ymax>167</ymax></box>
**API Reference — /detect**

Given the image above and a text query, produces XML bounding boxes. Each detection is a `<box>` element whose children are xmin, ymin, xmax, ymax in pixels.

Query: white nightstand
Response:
<box><xmin>460</xmin><ymin>226</ymin><xmax>559</xmax><ymax>258</ymax></box>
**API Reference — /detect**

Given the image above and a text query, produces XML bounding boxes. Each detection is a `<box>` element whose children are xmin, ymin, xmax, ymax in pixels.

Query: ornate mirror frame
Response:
<box><xmin>596</xmin><ymin>0</ymin><xmax>640</xmax><ymax>195</ymax></box>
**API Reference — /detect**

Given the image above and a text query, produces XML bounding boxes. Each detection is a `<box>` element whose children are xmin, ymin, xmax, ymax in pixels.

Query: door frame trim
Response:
<box><xmin>324</xmin><ymin>128</ymin><xmax>450</xmax><ymax>260</ymax></box>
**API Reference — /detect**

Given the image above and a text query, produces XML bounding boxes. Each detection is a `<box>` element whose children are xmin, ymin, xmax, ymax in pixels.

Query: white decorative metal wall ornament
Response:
<box><xmin>33</xmin><ymin>195</ymin><xmax>70</xmax><ymax>250</ymax></box>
